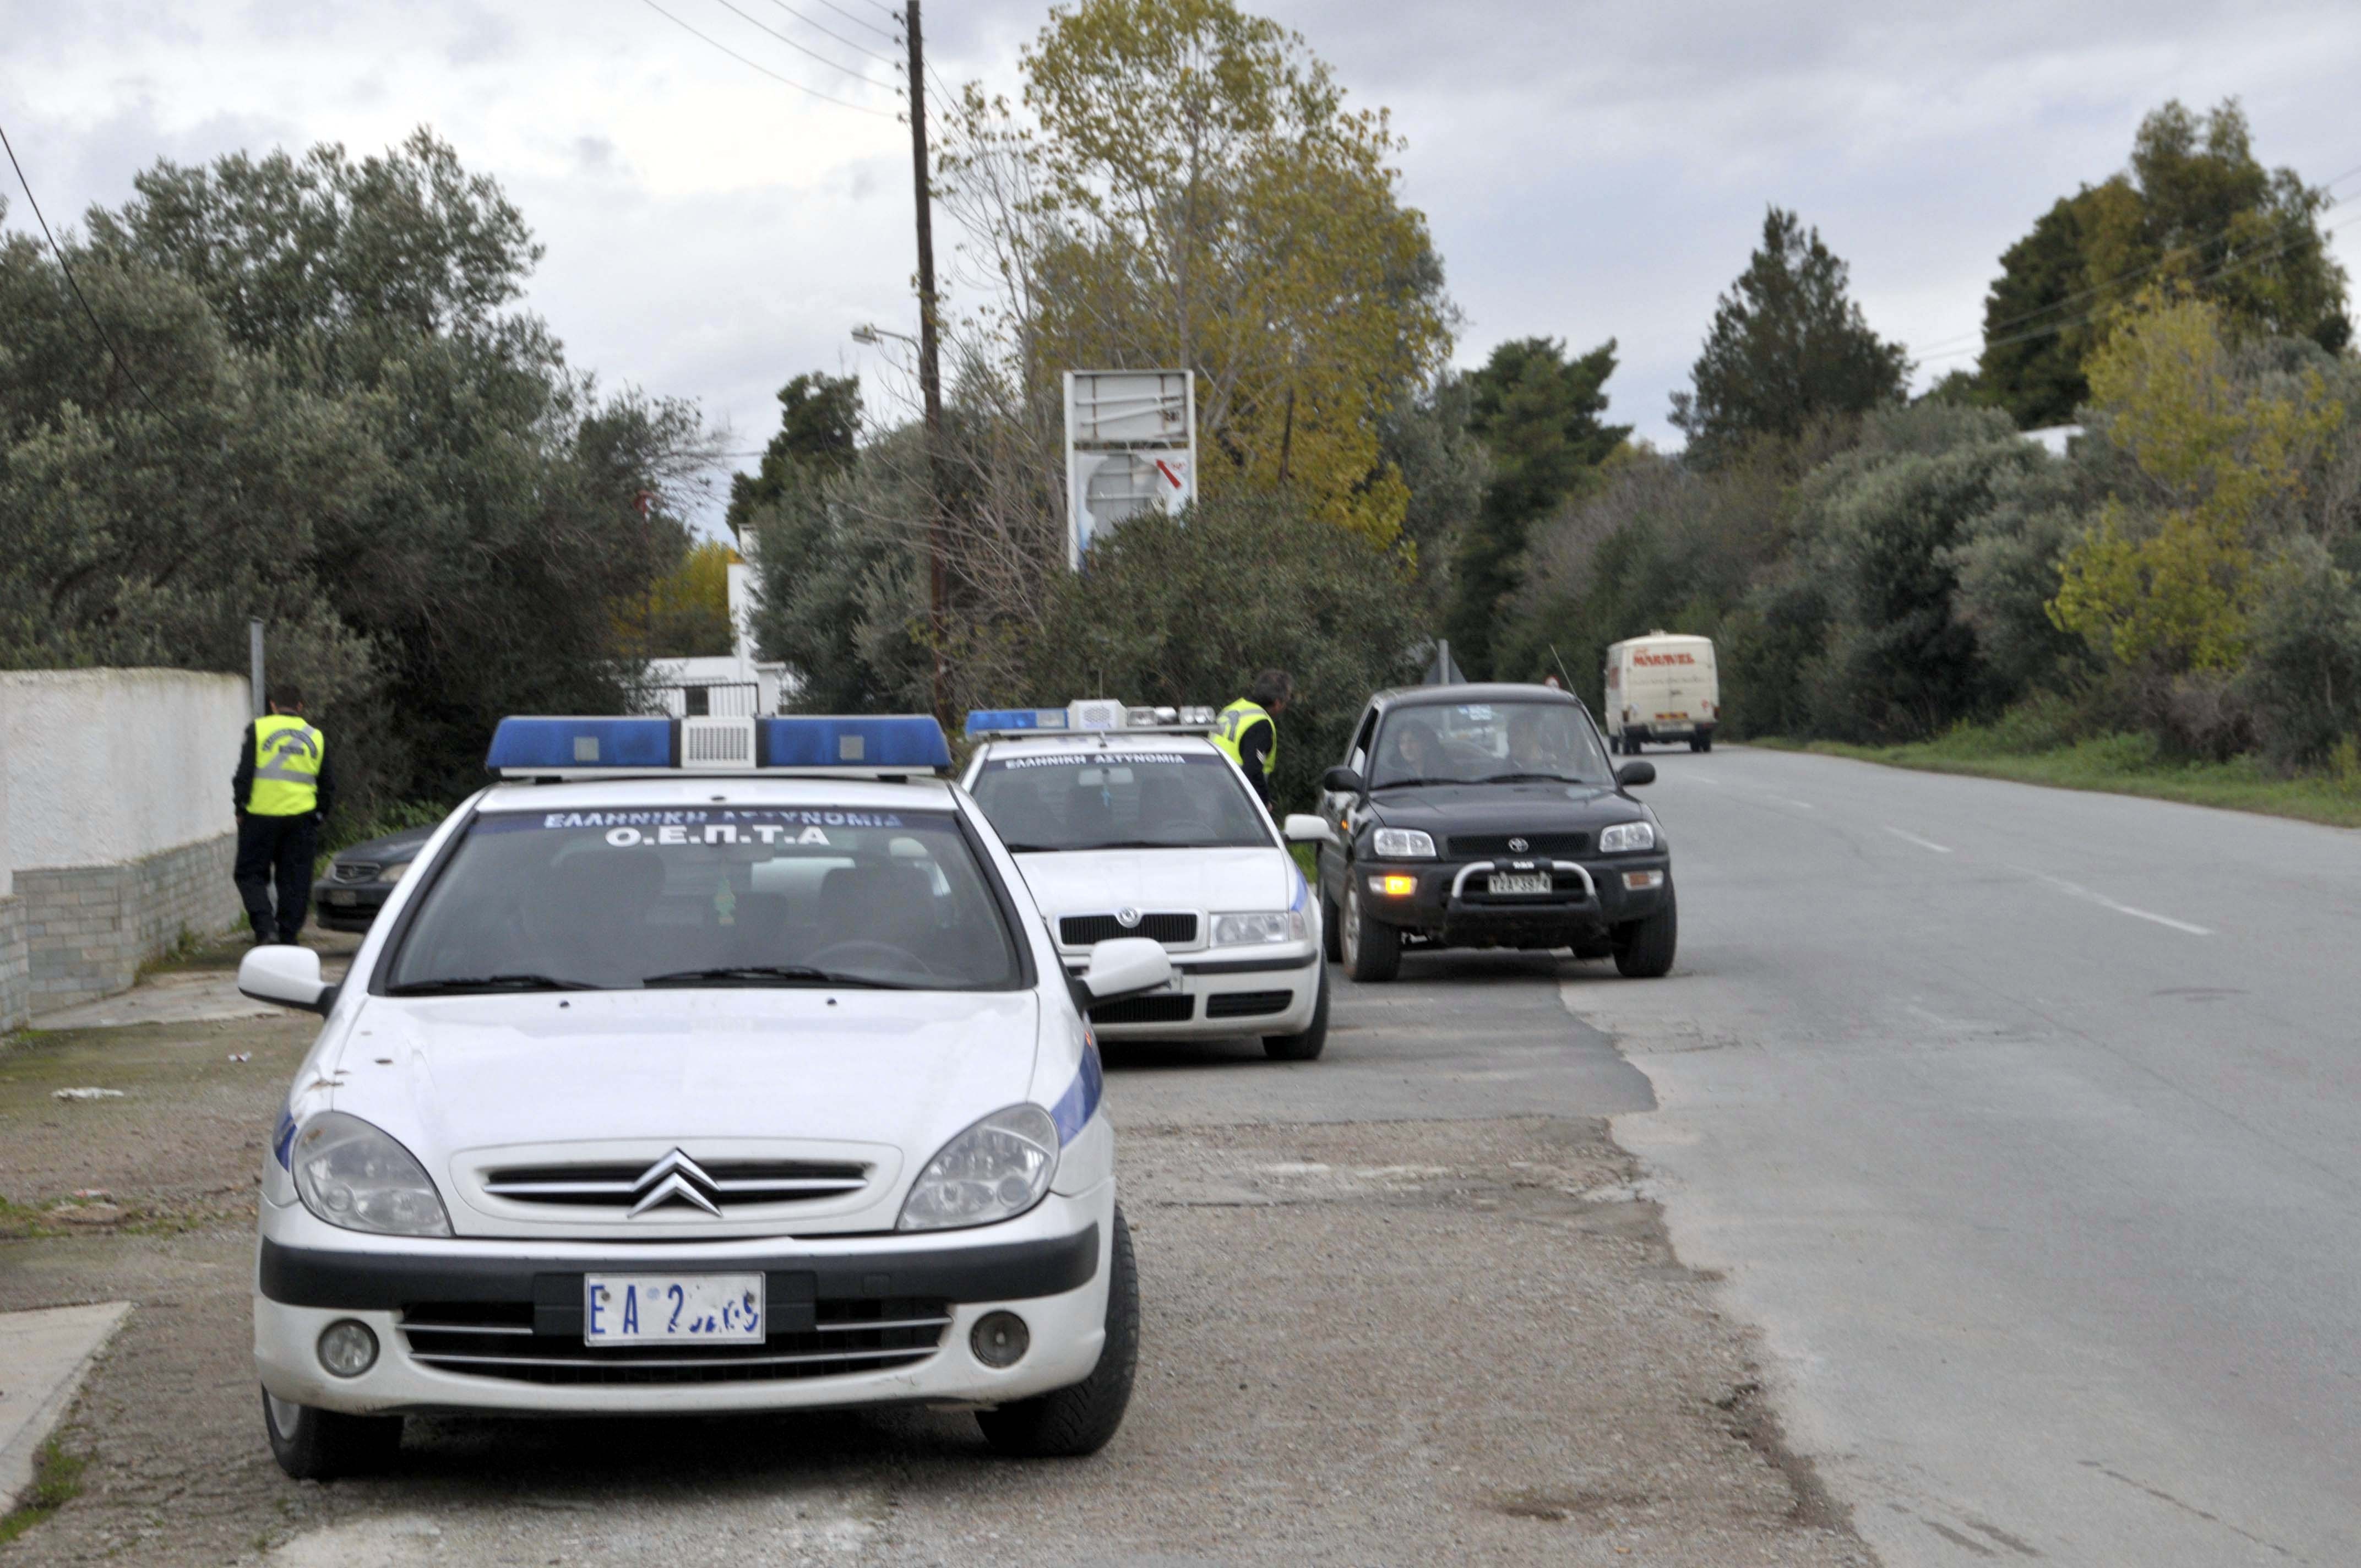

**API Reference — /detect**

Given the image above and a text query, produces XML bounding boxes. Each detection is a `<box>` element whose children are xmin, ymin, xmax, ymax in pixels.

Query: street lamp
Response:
<box><xmin>850</xmin><ymin>323</ymin><xmax>917</xmax><ymax>348</ymax></box>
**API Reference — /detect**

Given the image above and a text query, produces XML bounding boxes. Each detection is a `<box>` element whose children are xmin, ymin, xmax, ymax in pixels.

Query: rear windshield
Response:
<box><xmin>1370</xmin><ymin>701</ymin><xmax>1614</xmax><ymax>789</ymax></box>
<box><xmin>969</xmin><ymin>750</ymin><xmax>1271</xmax><ymax>851</ymax></box>
<box><xmin>384</xmin><ymin>807</ymin><xmax>1023</xmax><ymax>993</ymax></box>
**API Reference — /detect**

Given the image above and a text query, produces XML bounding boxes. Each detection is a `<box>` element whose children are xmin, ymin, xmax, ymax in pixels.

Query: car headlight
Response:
<box><xmin>377</xmin><ymin>861</ymin><xmax>411</xmax><ymax>885</ymax></box>
<box><xmin>1212</xmin><ymin>910</ymin><xmax>1308</xmax><ymax>945</ymax></box>
<box><xmin>1598</xmin><ymin>820</ymin><xmax>1656</xmax><ymax>853</ymax></box>
<box><xmin>897</xmin><ymin>1104</ymin><xmax>1060</xmax><ymax>1232</ymax></box>
<box><xmin>289</xmin><ymin>1112</ymin><xmax>451</xmax><ymax>1237</ymax></box>
<box><xmin>1371</xmin><ymin>827</ymin><xmax>1437</xmax><ymax>858</ymax></box>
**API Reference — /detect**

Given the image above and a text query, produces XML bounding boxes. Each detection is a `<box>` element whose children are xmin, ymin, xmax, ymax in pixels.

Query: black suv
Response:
<box><xmin>1313</xmin><ymin>683</ymin><xmax>1674</xmax><ymax>982</ymax></box>
<box><xmin>311</xmin><ymin>824</ymin><xmax>434</xmax><ymax>933</ymax></box>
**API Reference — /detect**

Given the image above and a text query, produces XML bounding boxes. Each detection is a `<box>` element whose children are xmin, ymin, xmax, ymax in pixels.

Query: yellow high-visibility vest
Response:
<box><xmin>249</xmin><ymin>715</ymin><xmax>325</xmax><ymax>816</ymax></box>
<box><xmin>1209</xmin><ymin>699</ymin><xmax>1277</xmax><ymax>777</ymax></box>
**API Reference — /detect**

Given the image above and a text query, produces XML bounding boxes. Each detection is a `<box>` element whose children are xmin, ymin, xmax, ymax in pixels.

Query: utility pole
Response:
<box><xmin>906</xmin><ymin>0</ymin><xmax>951</xmax><ymax>728</ymax></box>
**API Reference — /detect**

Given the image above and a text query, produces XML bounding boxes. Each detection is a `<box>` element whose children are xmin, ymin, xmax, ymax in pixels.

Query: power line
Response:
<box><xmin>706</xmin><ymin>0</ymin><xmax>898</xmax><ymax>86</ymax></box>
<box><xmin>1915</xmin><ymin>159</ymin><xmax>2361</xmax><ymax>358</ymax></box>
<box><xmin>810</xmin><ymin>0</ymin><xmax>900</xmax><ymax>42</ymax></box>
<box><xmin>635</xmin><ymin>0</ymin><xmax>897</xmax><ymax>115</ymax></box>
<box><xmin>0</xmin><ymin>119</ymin><xmax>199</xmax><ymax>441</ymax></box>
<box><xmin>1918</xmin><ymin>209</ymin><xmax>2361</xmax><ymax>365</ymax></box>
<box><xmin>761</xmin><ymin>0</ymin><xmax>901</xmax><ymax>67</ymax></box>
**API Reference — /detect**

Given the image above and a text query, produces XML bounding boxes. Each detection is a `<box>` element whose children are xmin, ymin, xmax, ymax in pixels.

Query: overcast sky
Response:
<box><xmin>6</xmin><ymin>0</ymin><xmax>2357</xmax><ymax>531</ymax></box>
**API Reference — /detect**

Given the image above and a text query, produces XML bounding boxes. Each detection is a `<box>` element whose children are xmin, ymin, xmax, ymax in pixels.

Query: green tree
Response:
<box><xmin>726</xmin><ymin>371</ymin><xmax>862</xmax><ymax>540</ymax></box>
<box><xmin>1445</xmin><ymin>337</ymin><xmax>1627</xmax><ymax>676</ymax></box>
<box><xmin>942</xmin><ymin>0</ymin><xmax>1454</xmax><ymax>546</ymax></box>
<box><xmin>1671</xmin><ymin>207</ymin><xmax>1910</xmax><ymax>465</ymax></box>
<box><xmin>1973</xmin><ymin>193</ymin><xmax>2104</xmax><ymax>428</ymax></box>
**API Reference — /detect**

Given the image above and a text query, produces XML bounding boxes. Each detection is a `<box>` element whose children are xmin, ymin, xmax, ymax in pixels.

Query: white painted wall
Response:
<box><xmin>1</xmin><ymin>669</ymin><xmax>252</xmax><ymax>872</ymax></box>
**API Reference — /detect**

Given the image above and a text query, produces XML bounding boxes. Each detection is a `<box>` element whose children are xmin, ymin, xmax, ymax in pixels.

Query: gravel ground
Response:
<box><xmin>2</xmin><ymin>983</ymin><xmax>1872</xmax><ymax>1567</ymax></box>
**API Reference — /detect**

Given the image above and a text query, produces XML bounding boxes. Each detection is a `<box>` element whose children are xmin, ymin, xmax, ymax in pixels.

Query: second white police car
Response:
<box><xmin>237</xmin><ymin>713</ymin><xmax>1166</xmax><ymax>1477</ymax></box>
<box><xmin>962</xmin><ymin>701</ymin><xmax>1334</xmax><ymax>1061</ymax></box>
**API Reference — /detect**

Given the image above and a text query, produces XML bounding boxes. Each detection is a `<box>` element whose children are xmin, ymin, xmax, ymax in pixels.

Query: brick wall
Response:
<box><xmin>0</xmin><ymin>894</ymin><xmax>26</xmax><ymax>1032</ymax></box>
<box><xmin>14</xmin><ymin>832</ymin><xmax>243</xmax><ymax>1017</ymax></box>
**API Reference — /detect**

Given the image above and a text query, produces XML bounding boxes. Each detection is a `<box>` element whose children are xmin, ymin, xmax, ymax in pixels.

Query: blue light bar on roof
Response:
<box><xmin>964</xmin><ymin>708</ymin><xmax>1073</xmax><ymax>737</ymax></box>
<box><xmin>486</xmin><ymin>716</ymin><xmax>675</xmax><ymax>772</ymax></box>
<box><xmin>758</xmin><ymin>715</ymin><xmax>951</xmax><ymax>770</ymax></box>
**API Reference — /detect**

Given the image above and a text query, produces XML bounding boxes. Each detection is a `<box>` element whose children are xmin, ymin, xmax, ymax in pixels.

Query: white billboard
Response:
<box><xmin>1063</xmin><ymin>370</ymin><xmax>1196</xmax><ymax>569</ymax></box>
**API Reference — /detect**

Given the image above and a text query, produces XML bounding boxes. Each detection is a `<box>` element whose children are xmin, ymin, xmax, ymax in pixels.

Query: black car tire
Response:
<box><xmin>1341</xmin><ymin>883</ymin><xmax>1402</xmax><ymax>983</ymax></box>
<box><xmin>976</xmin><ymin>1206</ymin><xmax>1139</xmax><ymax>1458</ymax></box>
<box><xmin>1263</xmin><ymin>963</ymin><xmax>1329</xmax><ymax>1061</ymax></box>
<box><xmin>1612</xmin><ymin>888</ymin><xmax>1678</xmax><ymax>978</ymax></box>
<box><xmin>262</xmin><ymin>1386</ymin><xmax>402</xmax><ymax>1480</ymax></box>
<box><xmin>1689</xmin><ymin>735</ymin><xmax>1705</xmax><ymax>752</ymax></box>
<box><xmin>1321</xmin><ymin>889</ymin><xmax>1344</xmax><ymax>963</ymax></box>
<box><xmin>1699</xmin><ymin>733</ymin><xmax>1713</xmax><ymax>753</ymax></box>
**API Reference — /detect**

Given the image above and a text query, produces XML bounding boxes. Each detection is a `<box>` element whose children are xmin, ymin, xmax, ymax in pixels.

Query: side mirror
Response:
<box><xmin>238</xmin><ymin>945</ymin><xmax>336</xmax><ymax>1016</ymax></box>
<box><xmin>1615</xmin><ymin>761</ymin><xmax>1656</xmax><ymax>788</ymax></box>
<box><xmin>1320</xmin><ymin>765</ymin><xmax>1365</xmax><ymax>796</ymax></box>
<box><xmin>1078</xmin><ymin>937</ymin><xmax>1174</xmax><ymax>1005</ymax></box>
<box><xmin>1281</xmin><ymin>813</ymin><xmax>1336</xmax><ymax>847</ymax></box>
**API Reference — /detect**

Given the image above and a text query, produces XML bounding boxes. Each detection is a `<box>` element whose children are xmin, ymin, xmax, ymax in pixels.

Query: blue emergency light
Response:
<box><xmin>964</xmin><ymin>702</ymin><xmax>1218</xmax><ymax>738</ymax></box>
<box><xmin>486</xmin><ymin>715</ymin><xmax>951</xmax><ymax>775</ymax></box>
<box><xmin>963</xmin><ymin>708</ymin><xmax>1074</xmax><ymax>737</ymax></box>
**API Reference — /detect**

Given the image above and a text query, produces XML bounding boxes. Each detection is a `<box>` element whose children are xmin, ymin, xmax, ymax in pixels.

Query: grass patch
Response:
<box><xmin>0</xmin><ymin>1441</ymin><xmax>89</xmax><ymax>1545</ymax></box>
<box><xmin>1758</xmin><ymin>722</ymin><xmax>2361</xmax><ymax>829</ymax></box>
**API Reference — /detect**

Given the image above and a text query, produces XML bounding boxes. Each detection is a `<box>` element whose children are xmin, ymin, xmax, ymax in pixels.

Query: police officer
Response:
<box><xmin>1211</xmin><ymin>669</ymin><xmax>1291</xmax><ymax>809</ymax></box>
<box><xmin>232</xmin><ymin>685</ymin><xmax>335</xmax><ymax>946</ymax></box>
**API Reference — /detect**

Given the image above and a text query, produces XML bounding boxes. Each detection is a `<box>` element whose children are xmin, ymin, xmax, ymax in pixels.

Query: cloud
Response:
<box><xmin>4</xmin><ymin>0</ymin><xmax>2355</xmax><ymax>521</ymax></box>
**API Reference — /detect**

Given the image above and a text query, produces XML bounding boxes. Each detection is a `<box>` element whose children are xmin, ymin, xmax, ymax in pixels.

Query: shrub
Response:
<box><xmin>2242</xmin><ymin>537</ymin><xmax>2361</xmax><ymax>768</ymax></box>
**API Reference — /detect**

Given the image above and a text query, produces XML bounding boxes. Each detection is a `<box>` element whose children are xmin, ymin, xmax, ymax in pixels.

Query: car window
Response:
<box><xmin>1347</xmin><ymin>709</ymin><xmax>1378</xmax><ymax>775</ymax></box>
<box><xmin>384</xmin><ymin>807</ymin><xmax>1022</xmax><ymax>992</ymax></box>
<box><xmin>969</xmin><ymin>750</ymin><xmax>1271</xmax><ymax>852</ymax></box>
<box><xmin>1369</xmin><ymin>701</ymin><xmax>1613</xmax><ymax>788</ymax></box>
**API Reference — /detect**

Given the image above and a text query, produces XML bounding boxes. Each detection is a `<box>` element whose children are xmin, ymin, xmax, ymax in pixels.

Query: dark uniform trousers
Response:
<box><xmin>235</xmin><ymin>813</ymin><xmax>318</xmax><ymax>944</ymax></box>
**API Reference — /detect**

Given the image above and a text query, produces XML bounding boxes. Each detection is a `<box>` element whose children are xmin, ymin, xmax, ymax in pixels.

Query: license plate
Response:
<box><xmin>326</xmin><ymin>890</ymin><xmax>357</xmax><ymax>906</ymax></box>
<box><xmin>1489</xmin><ymin>872</ymin><xmax>1552</xmax><ymax>896</ymax></box>
<box><xmin>584</xmin><ymin>1273</ymin><xmax>764</xmax><ymax>1345</ymax></box>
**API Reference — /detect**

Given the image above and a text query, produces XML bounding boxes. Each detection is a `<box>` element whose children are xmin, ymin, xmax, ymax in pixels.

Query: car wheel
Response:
<box><xmin>261</xmin><ymin>1385</ymin><xmax>402</xmax><ymax>1480</ymax></box>
<box><xmin>1689</xmin><ymin>735</ymin><xmax>1705</xmax><ymax>753</ymax></box>
<box><xmin>1321</xmin><ymin>890</ymin><xmax>1343</xmax><ymax>963</ymax></box>
<box><xmin>1699</xmin><ymin>733</ymin><xmax>1713</xmax><ymax>753</ymax></box>
<box><xmin>976</xmin><ymin>1206</ymin><xmax>1139</xmax><ymax>1458</ymax></box>
<box><xmin>1341</xmin><ymin>883</ymin><xmax>1401</xmax><ymax>983</ymax></box>
<box><xmin>1612</xmin><ymin>887</ymin><xmax>1678</xmax><ymax>978</ymax></box>
<box><xmin>1263</xmin><ymin>963</ymin><xmax>1329</xmax><ymax>1061</ymax></box>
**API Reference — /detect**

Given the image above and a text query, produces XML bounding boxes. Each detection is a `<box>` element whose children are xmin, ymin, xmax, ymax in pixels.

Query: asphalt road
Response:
<box><xmin>1578</xmin><ymin>745</ymin><xmax>2361</xmax><ymax>1566</ymax></box>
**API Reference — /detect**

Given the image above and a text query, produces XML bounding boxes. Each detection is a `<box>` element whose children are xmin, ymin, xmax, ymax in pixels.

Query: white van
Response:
<box><xmin>1604</xmin><ymin>632</ymin><xmax>1719</xmax><ymax>754</ymax></box>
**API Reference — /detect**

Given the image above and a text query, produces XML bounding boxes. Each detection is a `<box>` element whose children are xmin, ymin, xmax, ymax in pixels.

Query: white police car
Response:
<box><xmin>236</xmin><ymin>714</ymin><xmax>1169</xmax><ymax>1477</ymax></box>
<box><xmin>961</xmin><ymin>702</ymin><xmax>1332</xmax><ymax>1061</ymax></box>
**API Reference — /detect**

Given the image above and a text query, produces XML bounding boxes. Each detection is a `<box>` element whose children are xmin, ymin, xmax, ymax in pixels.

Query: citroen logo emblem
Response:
<box><xmin>1508</xmin><ymin>837</ymin><xmax>1530</xmax><ymax>853</ymax></box>
<box><xmin>627</xmin><ymin>1149</ymin><xmax>723</xmax><ymax>1217</ymax></box>
<box><xmin>1115</xmin><ymin>907</ymin><xmax>1143</xmax><ymax>928</ymax></box>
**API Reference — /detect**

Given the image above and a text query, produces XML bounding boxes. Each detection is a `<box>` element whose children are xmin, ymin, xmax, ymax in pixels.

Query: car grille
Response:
<box><xmin>1060</xmin><ymin>912</ymin><xmax>1198</xmax><ymax>946</ymax></box>
<box><xmin>1446</xmin><ymin>832</ymin><xmax>1589</xmax><ymax>858</ymax></box>
<box><xmin>330</xmin><ymin>862</ymin><xmax>379</xmax><ymax>884</ymax></box>
<box><xmin>399</xmin><ymin>1297</ymin><xmax>949</xmax><ymax>1385</ymax></box>
<box><xmin>482</xmin><ymin>1159</ymin><xmax>868</xmax><ymax>1210</ymax></box>
<box><xmin>1089</xmin><ymin>994</ymin><xmax>1195</xmax><ymax>1025</ymax></box>
<box><xmin>1204</xmin><ymin>990</ymin><xmax>1293</xmax><ymax>1019</ymax></box>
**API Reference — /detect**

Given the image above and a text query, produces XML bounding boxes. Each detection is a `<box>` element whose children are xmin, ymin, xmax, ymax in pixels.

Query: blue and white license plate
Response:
<box><xmin>584</xmin><ymin>1273</ymin><xmax>764</xmax><ymax>1345</ymax></box>
<box><xmin>1489</xmin><ymin>873</ymin><xmax>1552</xmax><ymax>896</ymax></box>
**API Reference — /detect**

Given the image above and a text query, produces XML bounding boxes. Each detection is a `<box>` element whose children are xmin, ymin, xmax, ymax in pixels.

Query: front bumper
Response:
<box><xmin>310</xmin><ymin>879</ymin><xmax>390</xmax><ymax>932</ymax></box>
<box><xmin>254</xmin><ymin>1184</ymin><xmax>1113</xmax><ymax>1416</ymax></box>
<box><xmin>1355</xmin><ymin>856</ymin><xmax>1672</xmax><ymax>948</ymax></box>
<box><xmin>1069</xmin><ymin>947</ymin><xmax>1320</xmax><ymax>1038</ymax></box>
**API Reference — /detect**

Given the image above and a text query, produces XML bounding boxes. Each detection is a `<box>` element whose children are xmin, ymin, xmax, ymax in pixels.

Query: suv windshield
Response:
<box><xmin>385</xmin><ymin>807</ymin><xmax>1022</xmax><ymax>993</ymax></box>
<box><xmin>1370</xmin><ymin>701</ymin><xmax>1613</xmax><ymax>789</ymax></box>
<box><xmin>969</xmin><ymin>749</ymin><xmax>1271</xmax><ymax>852</ymax></box>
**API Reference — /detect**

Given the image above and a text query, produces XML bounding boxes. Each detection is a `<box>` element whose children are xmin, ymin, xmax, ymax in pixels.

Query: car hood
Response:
<box><xmin>1366</xmin><ymin>781</ymin><xmax>1642</xmax><ymax>835</ymax></box>
<box><xmin>1011</xmin><ymin>847</ymin><xmax>1297</xmax><ymax>932</ymax></box>
<box><xmin>333</xmin><ymin>824</ymin><xmax>436</xmax><ymax>864</ymax></box>
<box><xmin>321</xmin><ymin>988</ymin><xmax>1041</xmax><ymax>1239</ymax></box>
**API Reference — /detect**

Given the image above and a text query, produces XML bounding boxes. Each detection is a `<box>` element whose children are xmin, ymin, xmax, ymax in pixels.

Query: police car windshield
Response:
<box><xmin>384</xmin><ymin>807</ymin><xmax>1023</xmax><ymax>993</ymax></box>
<box><xmin>1370</xmin><ymin>701</ymin><xmax>1613</xmax><ymax>789</ymax></box>
<box><xmin>969</xmin><ymin>750</ymin><xmax>1271</xmax><ymax>852</ymax></box>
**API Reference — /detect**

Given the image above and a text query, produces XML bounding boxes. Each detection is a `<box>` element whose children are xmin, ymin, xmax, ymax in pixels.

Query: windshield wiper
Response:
<box><xmin>1478</xmin><ymin>771</ymin><xmax>1582</xmax><ymax>785</ymax></box>
<box><xmin>639</xmin><ymin>965</ymin><xmax>902</xmax><ymax>989</ymax></box>
<box><xmin>388</xmin><ymin>973</ymin><xmax>601</xmax><ymax>995</ymax></box>
<box><xmin>1371</xmin><ymin>775</ymin><xmax>1459</xmax><ymax>790</ymax></box>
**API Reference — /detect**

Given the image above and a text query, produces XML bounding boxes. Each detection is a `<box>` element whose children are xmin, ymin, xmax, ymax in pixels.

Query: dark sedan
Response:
<box><xmin>1313</xmin><ymin>683</ymin><xmax>1674</xmax><ymax>982</ymax></box>
<box><xmin>310</xmin><ymin>824</ymin><xmax>434</xmax><ymax>933</ymax></box>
